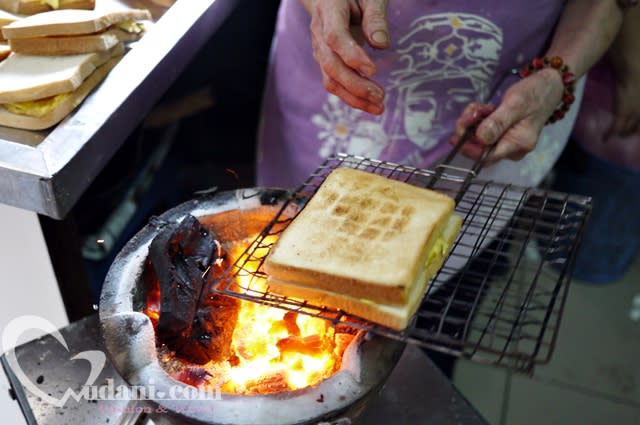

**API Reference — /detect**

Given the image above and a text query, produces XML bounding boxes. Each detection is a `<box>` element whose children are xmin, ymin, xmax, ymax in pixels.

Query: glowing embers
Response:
<box><xmin>143</xmin><ymin>213</ymin><xmax>353</xmax><ymax>395</ymax></box>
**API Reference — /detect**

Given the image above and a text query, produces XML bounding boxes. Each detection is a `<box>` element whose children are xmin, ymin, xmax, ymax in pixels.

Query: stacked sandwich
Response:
<box><xmin>0</xmin><ymin>0</ymin><xmax>95</xmax><ymax>16</ymax></box>
<box><xmin>0</xmin><ymin>8</ymin><xmax>151</xmax><ymax>130</ymax></box>
<box><xmin>264</xmin><ymin>167</ymin><xmax>463</xmax><ymax>331</ymax></box>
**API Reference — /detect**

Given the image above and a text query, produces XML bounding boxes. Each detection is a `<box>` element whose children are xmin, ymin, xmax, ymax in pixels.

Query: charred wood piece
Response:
<box><xmin>148</xmin><ymin>214</ymin><xmax>238</xmax><ymax>364</ymax></box>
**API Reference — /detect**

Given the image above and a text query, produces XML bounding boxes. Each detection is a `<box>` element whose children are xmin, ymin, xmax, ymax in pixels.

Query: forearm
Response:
<box><xmin>299</xmin><ymin>0</ymin><xmax>313</xmax><ymax>14</ymax></box>
<box><xmin>546</xmin><ymin>0</ymin><xmax>623</xmax><ymax>78</ymax></box>
<box><xmin>609</xmin><ymin>6</ymin><xmax>640</xmax><ymax>73</ymax></box>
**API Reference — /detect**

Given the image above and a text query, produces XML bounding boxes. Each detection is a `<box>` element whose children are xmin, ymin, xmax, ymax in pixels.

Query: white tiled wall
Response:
<box><xmin>0</xmin><ymin>203</ymin><xmax>68</xmax><ymax>424</ymax></box>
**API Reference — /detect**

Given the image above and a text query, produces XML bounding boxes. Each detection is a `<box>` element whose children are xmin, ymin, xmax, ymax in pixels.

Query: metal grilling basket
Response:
<box><xmin>211</xmin><ymin>152</ymin><xmax>591</xmax><ymax>374</ymax></box>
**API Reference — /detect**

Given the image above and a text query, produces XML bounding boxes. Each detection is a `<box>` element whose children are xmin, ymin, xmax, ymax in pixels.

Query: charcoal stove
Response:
<box><xmin>99</xmin><ymin>187</ymin><xmax>405</xmax><ymax>425</ymax></box>
<box><xmin>99</xmin><ymin>149</ymin><xmax>592</xmax><ymax>424</ymax></box>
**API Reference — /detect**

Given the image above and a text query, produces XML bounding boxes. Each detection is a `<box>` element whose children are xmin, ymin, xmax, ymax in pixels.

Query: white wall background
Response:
<box><xmin>0</xmin><ymin>203</ymin><xmax>67</xmax><ymax>424</ymax></box>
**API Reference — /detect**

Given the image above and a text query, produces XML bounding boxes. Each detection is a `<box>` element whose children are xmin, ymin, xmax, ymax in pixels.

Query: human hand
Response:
<box><xmin>302</xmin><ymin>0</ymin><xmax>390</xmax><ymax>115</ymax></box>
<box><xmin>450</xmin><ymin>68</ymin><xmax>564</xmax><ymax>163</ymax></box>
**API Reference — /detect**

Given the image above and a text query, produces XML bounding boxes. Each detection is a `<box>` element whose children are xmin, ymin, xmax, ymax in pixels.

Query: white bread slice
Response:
<box><xmin>2</xmin><ymin>8</ymin><xmax>150</xmax><ymax>39</ymax></box>
<box><xmin>267</xmin><ymin>213</ymin><xmax>463</xmax><ymax>331</ymax></box>
<box><xmin>0</xmin><ymin>9</ymin><xmax>19</xmax><ymax>26</ymax></box>
<box><xmin>0</xmin><ymin>9</ymin><xmax>19</xmax><ymax>41</ymax></box>
<box><xmin>0</xmin><ymin>53</ymin><xmax>121</xmax><ymax>130</ymax></box>
<box><xmin>0</xmin><ymin>0</ymin><xmax>95</xmax><ymax>15</ymax></box>
<box><xmin>0</xmin><ymin>42</ymin><xmax>123</xmax><ymax>103</ymax></box>
<box><xmin>8</xmin><ymin>27</ymin><xmax>142</xmax><ymax>55</ymax></box>
<box><xmin>263</xmin><ymin>167</ymin><xmax>458</xmax><ymax>306</ymax></box>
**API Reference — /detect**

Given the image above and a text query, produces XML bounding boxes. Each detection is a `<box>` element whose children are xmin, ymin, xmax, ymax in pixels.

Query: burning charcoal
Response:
<box><xmin>177</xmin><ymin>290</ymin><xmax>239</xmax><ymax>364</ymax></box>
<box><xmin>334</xmin><ymin>333</ymin><xmax>355</xmax><ymax>358</ymax></box>
<box><xmin>173</xmin><ymin>367</ymin><xmax>212</xmax><ymax>387</ymax></box>
<box><xmin>269</xmin><ymin>311</ymin><xmax>301</xmax><ymax>337</ymax></box>
<box><xmin>246</xmin><ymin>371</ymin><xmax>290</xmax><ymax>395</ymax></box>
<box><xmin>149</xmin><ymin>214</ymin><xmax>238</xmax><ymax>364</ymax></box>
<box><xmin>283</xmin><ymin>311</ymin><xmax>301</xmax><ymax>336</ymax></box>
<box><xmin>277</xmin><ymin>335</ymin><xmax>325</xmax><ymax>357</ymax></box>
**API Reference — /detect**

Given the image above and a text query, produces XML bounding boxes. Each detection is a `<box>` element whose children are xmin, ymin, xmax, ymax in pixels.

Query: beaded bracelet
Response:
<box><xmin>516</xmin><ymin>56</ymin><xmax>576</xmax><ymax>125</ymax></box>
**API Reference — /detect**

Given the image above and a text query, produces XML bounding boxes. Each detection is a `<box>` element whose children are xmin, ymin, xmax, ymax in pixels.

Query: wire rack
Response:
<box><xmin>213</xmin><ymin>153</ymin><xmax>591</xmax><ymax>373</ymax></box>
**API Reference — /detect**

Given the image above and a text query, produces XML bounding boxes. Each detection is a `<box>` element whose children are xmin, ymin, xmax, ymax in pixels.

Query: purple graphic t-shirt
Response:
<box><xmin>257</xmin><ymin>0</ymin><xmax>572</xmax><ymax>188</ymax></box>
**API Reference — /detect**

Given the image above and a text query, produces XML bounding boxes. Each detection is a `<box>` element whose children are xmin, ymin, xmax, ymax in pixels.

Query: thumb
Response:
<box><xmin>361</xmin><ymin>0</ymin><xmax>390</xmax><ymax>49</ymax></box>
<box><xmin>475</xmin><ymin>105</ymin><xmax>516</xmax><ymax>146</ymax></box>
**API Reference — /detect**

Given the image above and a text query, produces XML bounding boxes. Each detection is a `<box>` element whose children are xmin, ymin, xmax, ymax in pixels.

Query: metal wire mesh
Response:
<box><xmin>214</xmin><ymin>153</ymin><xmax>591</xmax><ymax>373</ymax></box>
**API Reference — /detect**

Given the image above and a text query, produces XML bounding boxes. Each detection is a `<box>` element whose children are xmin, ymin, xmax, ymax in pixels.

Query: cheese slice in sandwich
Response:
<box><xmin>263</xmin><ymin>167</ymin><xmax>463</xmax><ymax>331</ymax></box>
<box><xmin>0</xmin><ymin>43</ymin><xmax>123</xmax><ymax>130</ymax></box>
<box><xmin>1</xmin><ymin>8</ymin><xmax>151</xmax><ymax>39</ymax></box>
<box><xmin>0</xmin><ymin>0</ymin><xmax>95</xmax><ymax>15</ymax></box>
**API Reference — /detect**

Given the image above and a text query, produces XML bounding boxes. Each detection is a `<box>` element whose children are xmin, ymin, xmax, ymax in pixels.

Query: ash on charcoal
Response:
<box><xmin>148</xmin><ymin>214</ymin><xmax>239</xmax><ymax>364</ymax></box>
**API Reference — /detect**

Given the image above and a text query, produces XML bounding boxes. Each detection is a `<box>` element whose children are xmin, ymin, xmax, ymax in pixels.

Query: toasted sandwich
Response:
<box><xmin>0</xmin><ymin>0</ymin><xmax>95</xmax><ymax>16</ymax></box>
<box><xmin>0</xmin><ymin>42</ymin><xmax>123</xmax><ymax>129</ymax></box>
<box><xmin>264</xmin><ymin>167</ymin><xmax>462</xmax><ymax>331</ymax></box>
<box><xmin>2</xmin><ymin>8</ymin><xmax>150</xmax><ymax>55</ymax></box>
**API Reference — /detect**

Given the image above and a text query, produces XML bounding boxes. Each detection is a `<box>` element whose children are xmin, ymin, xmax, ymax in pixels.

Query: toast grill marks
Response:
<box><xmin>264</xmin><ymin>168</ymin><xmax>456</xmax><ymax>307</ymax></box>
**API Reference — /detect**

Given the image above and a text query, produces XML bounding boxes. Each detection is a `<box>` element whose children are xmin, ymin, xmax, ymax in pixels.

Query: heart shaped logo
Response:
<box><xmin>2</xmin><ymin>315</ymin><xmax>106</xmax><ymax>408</ymax></box>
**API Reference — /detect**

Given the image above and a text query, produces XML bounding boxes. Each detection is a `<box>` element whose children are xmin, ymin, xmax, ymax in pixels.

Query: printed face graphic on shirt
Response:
<box><xmin>402</xmin><ymin>82</ymin><xmax>476</xmax><ymax>149</ymax></box>
<box><xmin>312</xmin><ymin>13</ymin><xmax>503</xmax><ymax>165</ymax></box>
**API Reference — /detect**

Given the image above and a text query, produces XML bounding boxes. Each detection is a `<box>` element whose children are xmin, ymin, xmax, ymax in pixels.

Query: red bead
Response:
<box><xmin>562</xmin><ymin>72</ymin><xmax>576</xmax><ymax>85</ymax></box>
<box><xmin>550</xmin><ymin>56</ymin><xmax>563</xmax><ymax>69</ymax></box>
<box><xmin>520</xmin><ymin>55</ymin><xmax>575</xmax><ymax>125</ymax></box>
<box><xmin>532</xmin><ymin>57</ymin><xmax>544</xmax><ymax>69</ymax></box>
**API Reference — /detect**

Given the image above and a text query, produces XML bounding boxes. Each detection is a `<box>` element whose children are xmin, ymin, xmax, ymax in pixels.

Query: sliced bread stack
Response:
<box><xmin>0</xmin><ymin>8</ymin><xmax>151</xmax><ymax>130</ymax></box>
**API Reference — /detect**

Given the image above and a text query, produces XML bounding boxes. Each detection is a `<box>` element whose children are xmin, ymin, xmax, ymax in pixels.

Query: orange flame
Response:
<box><xmin>145</xmin><ymin>235</ymin><xmax>352</xmax><ymax>394</ymax></box>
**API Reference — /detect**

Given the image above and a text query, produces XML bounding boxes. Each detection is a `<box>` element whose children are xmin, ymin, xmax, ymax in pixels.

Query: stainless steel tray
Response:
<box><xmin>0</xmin><ymin>0</ymin><xmax>238</xmax><ymax>219</ymax></box>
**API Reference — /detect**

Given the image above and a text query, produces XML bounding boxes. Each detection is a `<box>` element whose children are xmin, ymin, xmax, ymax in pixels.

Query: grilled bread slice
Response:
<box><xmin>264</xmin><ymin>167</ymin><xmax>462</xmax><ymax>329</ymax></box>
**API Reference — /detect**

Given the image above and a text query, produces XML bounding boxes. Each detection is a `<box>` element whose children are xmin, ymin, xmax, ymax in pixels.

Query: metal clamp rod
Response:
<box><xmin>427</xmin><ymin>125</ymin><xmax>497</xmax><ymax>204</ymax></box>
